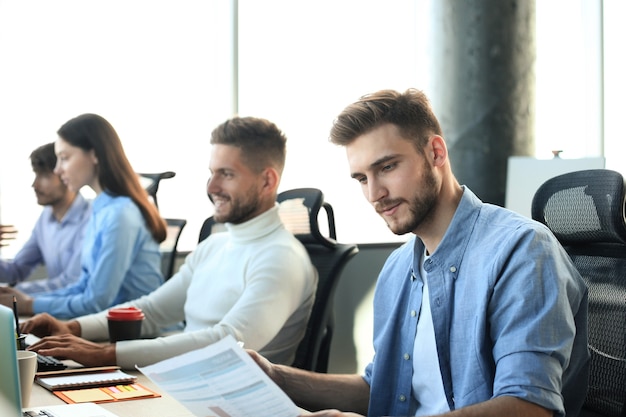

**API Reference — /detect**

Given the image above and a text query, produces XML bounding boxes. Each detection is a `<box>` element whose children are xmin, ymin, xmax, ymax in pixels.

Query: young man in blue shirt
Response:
<box><xmin>250</xmin><ymin>89</ymin><xmax>589</xmax><ymax>417</ymax></box>
<box><xmin>0</xmin><ymin>142</ymin><xmax>90</xmax><ymax>294</ymax></box>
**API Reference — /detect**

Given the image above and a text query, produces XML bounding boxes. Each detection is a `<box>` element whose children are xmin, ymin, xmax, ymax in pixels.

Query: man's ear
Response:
<box><xmin>261</xmin><ymin>167</ymin><xmax>280</xmax><ymax>193</ymax></box>
<box><xmin>430</xmin><ymin>135</ymin><xmax>448</xmax><ymax>167</ymax></box>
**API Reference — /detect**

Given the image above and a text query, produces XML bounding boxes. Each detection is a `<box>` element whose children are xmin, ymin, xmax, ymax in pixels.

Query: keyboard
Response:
<box><xmin>36</xmin><ymin>354</ymin><xmax>67</xmax><ymax>372</ymax></box>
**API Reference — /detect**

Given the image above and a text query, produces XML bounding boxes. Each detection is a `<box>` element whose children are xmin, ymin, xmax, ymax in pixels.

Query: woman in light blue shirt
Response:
<box><xmin>7</xmin><ymin>114</ymin><xmax>167</xmax><ymax>319</ymax></box>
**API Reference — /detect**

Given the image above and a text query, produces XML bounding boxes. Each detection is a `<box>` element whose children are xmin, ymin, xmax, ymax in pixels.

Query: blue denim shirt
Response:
<box><xmin>363</xmin><ymin>187</ymin><xmax>589</xmax><ymax>417</ymax></box>
<box><xmin>33</xmin><ymin>192</ymin><xmax>164</xmax><ymax>318</ymax></box>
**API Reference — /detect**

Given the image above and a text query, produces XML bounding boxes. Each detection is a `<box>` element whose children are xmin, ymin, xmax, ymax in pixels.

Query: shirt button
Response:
<box><xmin>410</xmin><ymin>310</ymin><xmax>417</xmax><ymax>317</ymax></box>
<box><xmin>450</xmin><ymin>266</ymin><xmax>457</xmax><ymax>273</ymax></box>
<box><xmin>403</xmin><ymin>353</ymin><xmax>410</xmax><ymax>360</ymax></box>
<box><xmin>399</xmin><ymin>395</ymin><xmax>406</xmax><ymax>402</ymax></box>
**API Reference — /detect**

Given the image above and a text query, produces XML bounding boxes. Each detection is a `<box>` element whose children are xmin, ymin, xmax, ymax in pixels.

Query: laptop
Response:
<box><xmin>0</xmin><ymin>305</ymin><xmax>120</xmax><ymax>417</ymax></box>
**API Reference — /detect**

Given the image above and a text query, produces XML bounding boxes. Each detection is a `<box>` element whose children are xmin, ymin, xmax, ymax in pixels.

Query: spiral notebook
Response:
<box><xmin>36</xmin><ymin>368</ymin><xmax>136</xmax><ymax>391</ymax></box>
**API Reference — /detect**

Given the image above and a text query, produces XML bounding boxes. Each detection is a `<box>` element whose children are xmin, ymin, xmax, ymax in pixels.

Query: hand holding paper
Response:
<box><xmin>137</xmin><ymin>335</ymin><xmax>301</xmax><ymax>417</ymax></box>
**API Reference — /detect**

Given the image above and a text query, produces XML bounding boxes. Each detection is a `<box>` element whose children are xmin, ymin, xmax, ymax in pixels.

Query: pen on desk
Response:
<box><xmin>12</xmin><ymin>295</ymin><xmax>19</xmax><ymax>333</ymax></box>
<box><xmin>13</xmin><ymin>295</ymin><xmax>26</xmax><ymax>349</ymax></box>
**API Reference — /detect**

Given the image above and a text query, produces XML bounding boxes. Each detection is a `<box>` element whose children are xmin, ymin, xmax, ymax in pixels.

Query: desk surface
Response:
<box><xmin>29</xmin><ymin>369</ymin><xmax>195</xmax><ymax>417</ymax></box>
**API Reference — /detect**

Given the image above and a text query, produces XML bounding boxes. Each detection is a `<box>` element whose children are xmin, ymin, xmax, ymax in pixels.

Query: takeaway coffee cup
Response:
<box><xmin>106</xmin><ymin>307</ymin><xmax>144</xmax><ymax>342</ymax></box>
<box><xmin>17</xmin><ymin>350</ymin><xmax>37</xmax><ymax>407</ymax></box>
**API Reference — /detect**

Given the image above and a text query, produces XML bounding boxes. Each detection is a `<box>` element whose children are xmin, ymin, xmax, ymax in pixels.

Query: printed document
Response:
<box><xmin>137</xmin><ymin>335</ymin><xmax>300</xmax><ymax>417</ymax></box>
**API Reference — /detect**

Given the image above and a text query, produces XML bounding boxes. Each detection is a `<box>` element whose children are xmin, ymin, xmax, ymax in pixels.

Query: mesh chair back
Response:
<box><xmin>532</xmin><ymin>169</ymin><xmax>626</xmax><ymax>417</ymax></box>
<box><xmin>277</xmin><ymin>188</ymin><xmax>358</xmax><ymax>372</ymax></box>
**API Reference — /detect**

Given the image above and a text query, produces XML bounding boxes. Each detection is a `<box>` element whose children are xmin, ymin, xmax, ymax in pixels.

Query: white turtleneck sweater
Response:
<box><xmin>77</xmin><ymin>205</ymin><xmax>318</xmax><ymax>369</ymax></box>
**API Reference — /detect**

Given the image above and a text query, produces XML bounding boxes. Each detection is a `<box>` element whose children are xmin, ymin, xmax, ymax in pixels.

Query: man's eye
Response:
<box><xmin>382</xmin><ymin>162</ymin><xmax>396</xmax><ymax>172</ymax></box>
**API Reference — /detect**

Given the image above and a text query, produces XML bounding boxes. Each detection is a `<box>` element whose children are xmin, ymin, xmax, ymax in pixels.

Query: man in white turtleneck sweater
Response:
<box><xmin>21</xmin><ymin>116</ymin><xmax>318</xmax><ymax>370</ymax></box>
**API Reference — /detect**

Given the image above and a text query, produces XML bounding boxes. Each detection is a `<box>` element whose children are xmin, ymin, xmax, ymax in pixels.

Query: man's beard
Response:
<box><xmin>213</xmin><ymin>192</ymin><xmax>260</xmax><ymax>224</ymax></box>
<box><xmin>385</xmin><ymin>168</ymin><xmax>438</xmax><ymax>235</ymax></box>
<box><xmin>36</xmin><ymin>191</ymin><xmax>65</xmax><ymax>207</ymax></box>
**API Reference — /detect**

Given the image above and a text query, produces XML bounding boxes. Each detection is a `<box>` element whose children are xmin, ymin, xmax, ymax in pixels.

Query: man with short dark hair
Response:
<box><xmin>0</xmin><ymin>143</ymin><xmax>90</xmax><ymax>294</ymax></box>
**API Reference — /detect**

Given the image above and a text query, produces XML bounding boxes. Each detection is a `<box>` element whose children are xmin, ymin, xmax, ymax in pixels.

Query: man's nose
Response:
<box><xmin>206</xmin><ymin>176</ymin><xmax>219</xmax><ymax>195</ymax></box>
<box><xmin>367</xmin><ymin>178</ymin><xmax>387</xmax><ymax>204</ymax></box>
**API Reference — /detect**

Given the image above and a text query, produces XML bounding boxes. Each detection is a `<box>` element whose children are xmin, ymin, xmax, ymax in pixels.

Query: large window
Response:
<box><xmin>1</xmin><ymin>0</ymin><xmax>623</xmax><ymax>255</ymax></box>
<box><xmin>0</xmin><ymin>1</ymin><xmax>232</xmax><ymax>253</ymax></box>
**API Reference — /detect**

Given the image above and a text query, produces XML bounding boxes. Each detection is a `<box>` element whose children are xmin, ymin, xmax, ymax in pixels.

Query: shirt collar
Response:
<box><xmin>414</xmin><ymin>186</ymin><xmax>482</xmax><ymax>273</ymax></box>
<box><xmin>45</xmin><ymin>192</ymin><xmax>90</xmax><ymax>224</ymax></box>
<box><xmin>59</xmin><ymin>193</ymin><xmax>90</xmax><ymax>225</ymax></box>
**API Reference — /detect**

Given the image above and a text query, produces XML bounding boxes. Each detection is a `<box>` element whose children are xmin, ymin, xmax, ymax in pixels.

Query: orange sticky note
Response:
<box><xmin>61</xmin><ymin>388</ymin><xmax>112</xmax><ymax>403</ymax></box>
<box><xmin>109</xmin><ymin>385</ymin><xmax>153</xmax><ymax>400</ymax></box>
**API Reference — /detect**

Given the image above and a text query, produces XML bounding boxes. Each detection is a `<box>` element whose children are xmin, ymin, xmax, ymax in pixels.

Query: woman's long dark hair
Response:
<box><xmin>57</xmin><ymin>113</ymin><xmax>167</xmax><ymax>243</ymax></box>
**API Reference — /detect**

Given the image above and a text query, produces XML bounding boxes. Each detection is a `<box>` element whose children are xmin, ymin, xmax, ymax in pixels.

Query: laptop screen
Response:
<box><xmin>0</xmin><ymin>304</ymin><xmax>23</xmax><ymax>417</ymax></box>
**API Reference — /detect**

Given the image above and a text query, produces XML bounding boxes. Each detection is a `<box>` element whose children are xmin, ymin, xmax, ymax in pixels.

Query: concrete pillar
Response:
<box><xmin>430</xmin><ymin>0</ymin><xmax>536</xmax><ymax>205</ymax></box>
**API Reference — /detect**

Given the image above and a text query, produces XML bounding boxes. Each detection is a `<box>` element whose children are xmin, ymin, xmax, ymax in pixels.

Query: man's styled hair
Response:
<box><xmin>210</xmin><ymin>116</ymin><xmax>287</xmax><ymax>175</ymax></box>
<box><xmin>329</xmin><ymin>88</ymin><xmax>443</xmax><ymax>152</ymax></box>
<box><xmin>30</xmin><ymin>142</ymin><xmax>57</xmax><ymax>174</ymax></box>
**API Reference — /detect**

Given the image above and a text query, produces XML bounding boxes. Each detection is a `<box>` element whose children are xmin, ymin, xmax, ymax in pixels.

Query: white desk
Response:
<box><xmin>29</xmin><ymin>369</ymin><xmax>195</xmax><ymax>417</ymax></box>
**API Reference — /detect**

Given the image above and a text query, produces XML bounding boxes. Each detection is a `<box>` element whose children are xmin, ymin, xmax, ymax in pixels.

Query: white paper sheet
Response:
<box><xmin>137</xmin><ymin>335</ymin><xmax>300</xmax><ymax>417</ymax></box>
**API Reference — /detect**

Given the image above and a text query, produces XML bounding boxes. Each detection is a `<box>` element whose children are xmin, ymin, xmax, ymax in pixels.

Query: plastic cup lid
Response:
<box><xmin>106</xmin><ymin>307</ymin><xmax>145</xmax><ymax>321</ymax></box>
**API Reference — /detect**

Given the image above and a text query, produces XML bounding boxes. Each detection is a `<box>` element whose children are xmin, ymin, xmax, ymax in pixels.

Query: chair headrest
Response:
<box><xmin>277</xmin><ymin>188</ymin><xmax>337</xmax><ymax>249</ymax></box>
<box><xmin>531</xmin><ymin>169</ymin><xmax>626</xmax><ymax>245</ymax></box>
<box><xmin>138</xmin><ymin>171</ymin><xmax>176</xmax><ymax>196</ymax></box>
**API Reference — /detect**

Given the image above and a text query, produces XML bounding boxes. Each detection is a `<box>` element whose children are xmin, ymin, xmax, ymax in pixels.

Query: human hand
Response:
<box><xmin>0</xmin><ymin>224</ymin><xmax>17</xmax><ymax>247</ymax></box>
<box><xmin>20</xmin><ymin>312</ymin><xmax>77</xmax><ymax>338</ymax></box>
<box><xmin>27</xmin><ymin>333</ymin><xmax>117</xmax><ymax>367</ymax></box>
<box><xmin>247</xmin><ymin>349</ymin><xmax>282</xmax><ymax>385</ymax></box>
<box><xmin>0</xmin><ymin>286</ymin><xmax>33</xmax><ymax>315</ymax></box>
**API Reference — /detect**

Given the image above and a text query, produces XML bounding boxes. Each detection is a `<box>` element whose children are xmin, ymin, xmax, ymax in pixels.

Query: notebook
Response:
<box><xmin>0</xmin><ymin>305</ymin><xmax>120</xmax><ymax>417</ymax></box>
<box><xmin>36</xmin><ymin>368</ymin><xmax>136</xmax><ymax>391</ymax></box>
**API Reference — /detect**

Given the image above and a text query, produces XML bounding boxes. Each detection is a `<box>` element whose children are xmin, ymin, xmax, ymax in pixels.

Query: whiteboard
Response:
<box><xmin>505</xmin><ymin>156</ymin><xmax>606</xmax><ymax>218</ymax></box>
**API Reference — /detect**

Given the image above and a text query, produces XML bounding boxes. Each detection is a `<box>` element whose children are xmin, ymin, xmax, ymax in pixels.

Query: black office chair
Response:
<box><xmin>138</xmin><ymin>171</ymin><xmax>176</xmax><ymax>210</ymax></box>
<box><xmin>277</xmin><ymin>188</ymin><xmax>359</xmax><ymax>373</ymax></box>
<box><xmin>198</xmin><ymin>215</ymin><xmax>226</xmax><ymax>243</ymax></box>
<box><xmin>532</xmin><ymin>169</ymin><xmax>626</xmax><ymax>417</ymax></box>
<box><xmin>137</xmin><ymin>171</ymin><xmax>186</xmax><ymax>280</ymax></box>
<box><xmin>160</xmin><ymin>218</ymin><xmax>187</xmax><ymax>280</ymax></box>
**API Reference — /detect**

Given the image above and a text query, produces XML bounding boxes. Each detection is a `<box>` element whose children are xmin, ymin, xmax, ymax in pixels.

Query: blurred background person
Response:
<box><xmin>1</xmin><ymin>114</ymin><xmax>166</xmax><ymax>318</ymax></box>
<box><xmin>0</xmin><ymin>143</ymin><xmax>90</xmax><ymax>294</ymax></box>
